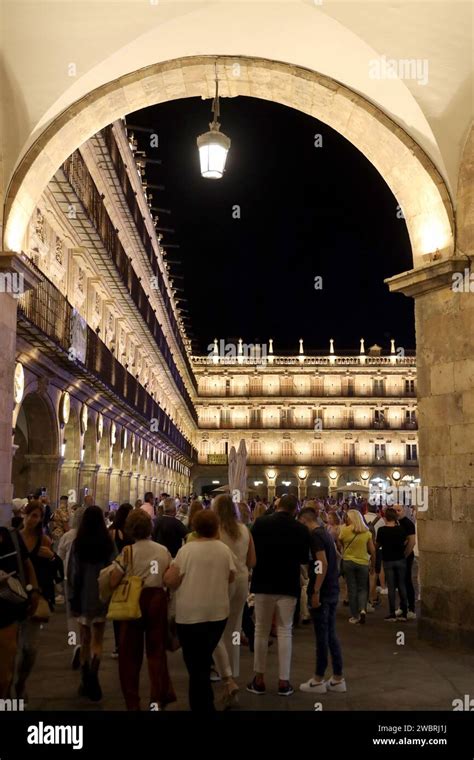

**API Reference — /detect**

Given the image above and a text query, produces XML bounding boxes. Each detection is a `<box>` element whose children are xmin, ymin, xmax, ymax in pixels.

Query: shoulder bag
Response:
<box><xmin>106</xmin><ymin>545</ymin><xmax>143</xmax><ymax>621</ymax></box>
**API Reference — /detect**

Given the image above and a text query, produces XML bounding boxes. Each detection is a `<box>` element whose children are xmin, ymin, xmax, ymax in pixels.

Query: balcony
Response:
<box><xmin>17</xmin><ymin>264</ymin><xmax>197</xmax><ymax>463</ymax></box>
<box><xmin>62</xmin><ymin>151</ymin><xmax>197</xmax><ymax>422</ymax></box>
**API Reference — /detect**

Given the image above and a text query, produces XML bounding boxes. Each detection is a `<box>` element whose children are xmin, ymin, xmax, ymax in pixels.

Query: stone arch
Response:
<box><xmin>12</xmin><ymin>391</ymin><xmax>58</xmax><ymax>498</ymax></box>
<box><xmin>4</xmin><ymin>57</ymin><xmax>453</xmax><ymax>270</ymax></box>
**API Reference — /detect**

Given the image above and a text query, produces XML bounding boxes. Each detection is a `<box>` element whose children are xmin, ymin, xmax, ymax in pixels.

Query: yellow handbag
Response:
<box><xmin>106</xmin><ymin>545</ymin><xmax>143</xmax><ymax>621</ymax></box>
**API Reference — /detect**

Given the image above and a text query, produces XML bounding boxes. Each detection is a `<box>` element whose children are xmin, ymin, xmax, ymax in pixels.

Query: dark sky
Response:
<box><xmin>129</xmin><ymin>96</ymin><xmax>415</xmax><ymax>355</ymax></box>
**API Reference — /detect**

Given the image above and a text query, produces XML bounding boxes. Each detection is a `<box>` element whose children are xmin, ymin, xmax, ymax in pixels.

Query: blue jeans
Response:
<box><xmin>343</xmin><ymin>561</ymin><xmax>369</xmax><ymax>618</ymax></box>
<box><xmin>311</xmin><ymin>597</ymin><xmax>343</xmax><ymax>678</ymax></box>
<box><xmin>384</xmin><ymin>559</ymin><xmax>408</xmax><ymax>616</ymax></box>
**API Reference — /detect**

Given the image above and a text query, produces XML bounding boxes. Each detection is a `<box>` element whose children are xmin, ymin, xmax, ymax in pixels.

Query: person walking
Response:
<box><xmin>211</xmin><ymin>494</ymin><xmax>256</xmax><ymax>707</ymax></box>
<box><xmin>153</xmin><ymin>497</ymin><xmax>188</xmax><ymax>557</ymax></box>
<box><xmin>108</xmin><ymin>502</ymin><xmax>134</xmax><ymax>658</ymax></box>
<box><xmin>376</xmin><ymin>507</ymin><xmax>409</xmax><ymax>622</ymax></box>
<box><xmin>164</xmin><ymin>510</ymin><xmax>236</xmax><ymax>712</ymax></box>
<box><xmin>0</xmin><ymin>524</ymin><xmax>39</xmax><ymax>698</ymax></box>
<box><xmin>246</xmin><ymin>493</ymin><xmax>310</xmax><ymax>697</ymax></box>
<box><xmin>68</xmin><ymin>505</ymin><xmax>116</xmax><ymax>701</ymax></box>
<box><xmin>298</xmin><ymin>507</ymin><xmax>346</xmax><ymax>694</ymax></box>
<box><xmin>141</xmin><ymin>493</ymin><xmax>155</xmax><ymax>519</ymax></box>
<box><xmin>109</xmin><ymin>509</ymin><xmax>176</xmax><ymax>710</ymax></box>
<box><xmin>15</xmin><ymin>501</ymin><xmax>62</xmax><ymax>701</ymax></box>
<box><xmin>338</xmin><ymin>509</ymin><xmax>375</xmax><ymax>624</ymax></box>
<box><xmin>57</xmin><ymin>506</ymin><xmax>85</xmax><ymax>669</ymax></box>
<box><xmin>393</xmin><ymin>503</ymin><xmax>417</xmax><ymax>619</ymax></box>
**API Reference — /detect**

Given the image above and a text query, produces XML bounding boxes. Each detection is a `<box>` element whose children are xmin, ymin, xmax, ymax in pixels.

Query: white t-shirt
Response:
<box><xmin>219</xmin><ymin>523</ymin><xmax>250</xmax><ymax>577</ymax></box>
<box><xmin>114</xmin><ymin>539</ymin><xmax>171</xmax><ymax>588</ymax></box>
<box><xmin>172</xmin><ymin>540</ymin><xmax>236</xmax><ymax>624</ymax></box>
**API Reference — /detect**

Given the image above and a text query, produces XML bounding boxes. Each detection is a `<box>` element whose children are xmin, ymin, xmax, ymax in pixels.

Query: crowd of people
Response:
<box><xmin>0</xmin><ymin>488</ymin><xmax>419</xmax><ymax>711</ymax></box>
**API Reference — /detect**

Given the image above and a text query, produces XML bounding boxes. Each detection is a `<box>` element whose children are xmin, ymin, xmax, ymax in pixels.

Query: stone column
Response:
<box><xmin>0</xmin><ymin>252</ymin><xmax>42</xmax><ymax>525</ymax></box>
<box><xmin>387</xmin><ymin>257</ymin><xmax>474</xmax><ymax>647</ymax></box>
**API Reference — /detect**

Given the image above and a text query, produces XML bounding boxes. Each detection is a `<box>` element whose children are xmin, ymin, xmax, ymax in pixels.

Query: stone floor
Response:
<box><xmin>25</xmin><ymin>598</ymin><xmax>474</xmax><ymax>712</ymax></box>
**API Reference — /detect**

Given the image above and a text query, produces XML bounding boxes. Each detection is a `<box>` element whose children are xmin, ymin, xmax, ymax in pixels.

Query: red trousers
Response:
<box><xmin>118</xmin><ymin>587</ymin><xmax>176</xmax><ymax>710</ymax></box>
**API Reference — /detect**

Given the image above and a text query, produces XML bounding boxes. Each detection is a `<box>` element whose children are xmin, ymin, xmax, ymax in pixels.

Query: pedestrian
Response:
<box><xmin>15</xmin><ymin>500</ymin><xmax>62</xmax><ymax>701</ymax></box>
<box><xmin>247</xmin><ymin>493</ymin><xmax>310</xmax><ymax>697</ymax></box>
<box><xmin>141</xmin><ymin>492</ymin><xmax>155</xmax><ymax>518</ymax></box>
<box><xmin>68</xmin><ymin>505</ymin><xmax>116</xmax><ymax>701</ymax></box>
<box><xmin>0</xmin><ymin>524</ymin><xmax>39</xmax><ymax>698</ymax></box>
<box><xmin>338</xmin><ymin>509</ymin><xmax>375</xmax><ymax>624</ymax></box>
<box><xmin>50</xmin><ymin>495</ymin><xmax>71</xmax><ymax>549</ymax></box>
<box><xmin>153</xmin><ymin>497</ymin><xmax>188</xmax><ymax>557</ymax></box>
<box><xmin>212</xmin><ymin>494</ymin><xmax>256</xmax><ymax>707</ymax></box>
<box><xmin>164</xmin><ymin>510</ymin><xmax>236</xmax><ymax>712</ymax></box>
<box><xmin>393</xmin><ymin>503</ymin><xmax>417</xmax><ymax>619</ymax></box>
<box><xmin>57</xmin><ymin>506</ymin><xmax>86</xmax><ymax>669</ymax></box>
<box><xmin>185</xmin><ymin>499</ymin><xmax>204</xmax><ymax>542</ymax></box>
<box><xmin>298</xmin><ymin>506</ymin><xmax>346</xmax><ymax>694</ymax></box>
<box><xmin>108</xmin><ymin>502</ymin><xmax>134</xmax><ymax>658</ymax></box>
<box><xmin>109</xmin><ymin>510</ymin><xmax>176</xmax><ymax>710</ymax></box>
<box><xmin>376</xmin><ymin>507</ymin><xmax>409</xmax><ymax>622</ymax></box>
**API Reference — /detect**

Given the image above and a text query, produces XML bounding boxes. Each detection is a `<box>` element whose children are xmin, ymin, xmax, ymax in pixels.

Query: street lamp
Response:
<box><xmin>197</xmin><ymin>65</ymin><xmax>231</xmax><ymax>179</ymax></box>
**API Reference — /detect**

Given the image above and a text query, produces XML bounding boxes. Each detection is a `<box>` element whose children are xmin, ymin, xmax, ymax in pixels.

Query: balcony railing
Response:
<box><xmin>62</xmin><ymin>151</ymin><xmax>197</xmax><ymax>422</ymax></box>
<box><xmin>17</xmin><ymin>264</ymin><xmax>197</xmax><ymax>463</ymax></box>
<box><xmin>192</xmin><ymin>354</ymin><xmax>416</xmax><ymax>367</ymax></box>
<box><xmin>102</xmin><ymin>125</ymin><xmax>195</xmax><ymax>386</ymax></box>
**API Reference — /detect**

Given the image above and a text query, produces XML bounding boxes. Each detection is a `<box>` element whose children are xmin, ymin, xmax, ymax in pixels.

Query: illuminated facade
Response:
<box><xmin>192</xmin><ymin>347</ymin><xmax>419</xmax><ymax>498</ymax></box>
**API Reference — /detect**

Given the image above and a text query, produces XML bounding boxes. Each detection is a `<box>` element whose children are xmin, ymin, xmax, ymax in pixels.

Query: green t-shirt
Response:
<box><xmin>340</xmin><ymin>525</ymin><xmax>371</xmax><ymax>565</ymax></box>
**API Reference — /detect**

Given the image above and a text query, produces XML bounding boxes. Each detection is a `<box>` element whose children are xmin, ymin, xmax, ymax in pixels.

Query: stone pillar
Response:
<box><xmin>0</xmin><ymin>252</ymin><xmax>42</xmax><ymax>525</ymax></box>
<box><xmin>387</xmin><ymin>257</ymin><xmax>474</xmax><ymax>647</ymax></box>
<box><xmin>78</xmin><ymin>463</ymin><xmax>99</xmax><ymax>504</ymax></box>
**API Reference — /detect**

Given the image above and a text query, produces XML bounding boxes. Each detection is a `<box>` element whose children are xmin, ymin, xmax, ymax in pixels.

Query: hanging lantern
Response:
<box><xmin>197</xmin><ymin>64</ymin><xmax>231</xmax><ymax>179</ymax></box>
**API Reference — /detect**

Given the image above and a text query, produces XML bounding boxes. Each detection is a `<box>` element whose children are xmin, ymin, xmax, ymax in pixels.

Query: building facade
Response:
<box><xmin>192</xmin><ymin>345</ymin><xmax>418</xmax><ymax>499</ymax></box>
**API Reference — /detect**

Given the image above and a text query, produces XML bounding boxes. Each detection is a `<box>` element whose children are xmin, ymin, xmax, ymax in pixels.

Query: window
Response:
<box><xmin>312</xmin><ymin>441</ymin><xmax>323</xmax><ymax>463</ymax></box>
<box><xmin>375</xmin><ymin>443</ymin><xmax>386</xmax><ymax>461</ymax></box>
<box><xmin>405</xmin><ymin>379</ymin><xmax>415</xmax><ymax>395</ymax></box>
<box><xmin>374</xmin><ymin>409</ymin><xmax>385</xmax><ymax>428</ymax></box>
<box><xmin>406</xmin><ymin>443</ymin><xmax>418</xmax><ymax>461</ymax></box>
<box><xmin>250</xmin><ymin>440</ymin><xmax>261</xmax><ymax>462</ymax></box>
<box><xmin>373</xmin><ymin>378</ymin><xmax>385</xmax><ymax>396</ymax></box>
<box><xmin>281</xmin><ymin>440</ymin><xmax>294</xmax><ymax>462</ymax></box>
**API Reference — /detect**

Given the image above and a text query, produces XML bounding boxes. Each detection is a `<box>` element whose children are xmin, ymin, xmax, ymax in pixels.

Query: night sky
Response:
<box><xmin>129</xmin><ymin>96</ymin><xmax>415</xmax><ymax>356</ymax></box>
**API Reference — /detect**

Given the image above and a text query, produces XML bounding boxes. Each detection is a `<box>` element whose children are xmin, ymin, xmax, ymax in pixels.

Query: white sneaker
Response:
<box><xmin>367</xmin><ymin>602</ymin><xmax>375</xmax><ymax>613</ymax></box>
<box><xmin>407</xmin><ymin>610</ymin><xmax>417</xmax><ymax>620</ymax></box>
<box><xmin>395</xmin><ymin>608</ymin><xmax>402</xmax><ymax>617</ymax></box>
<box><xmin>326</xmin><ymin>678</ymin><xmax>347</xmax><ymax>693</ymax></box>
<box><xmin>299</xmin><ymin>678</ymin><xmax>327</xmax><ymax>694</ymax></box>
<box><xmin>348</xmin><ymin>617</ymin><xmax>359</xmax><ymax>624</ymax></box>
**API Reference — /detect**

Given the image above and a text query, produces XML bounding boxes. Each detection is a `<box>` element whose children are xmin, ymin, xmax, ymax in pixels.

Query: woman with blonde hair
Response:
<box><xmin>212</xmin><ymin>494</ymin><xmax>256</xmax><ymax>707</ymax></box>
<box><xmin>186</xmin><ymin>500</ymin><xmax>204</xmax><ymax>543</ymax></box>
<box><xmin>337</xmin><ymin>509</ymin><xmax>375</xmax><ymax>624</ymax></box>
<box><xmin>251</xmin><ymin>502</ymin><xmax>267</xmax><ymax>524</ymax></box>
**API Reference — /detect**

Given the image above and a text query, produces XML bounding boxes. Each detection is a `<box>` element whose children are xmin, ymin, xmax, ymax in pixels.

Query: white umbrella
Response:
<box><xmin>228</xmin><ymin>445</ymin><xmax>238</xmax><ymax>499</ymax></box>
<box><xmin>233</xmin><ymin>438</ymin><xmax>248</xmax><ymax>505</ymax></box>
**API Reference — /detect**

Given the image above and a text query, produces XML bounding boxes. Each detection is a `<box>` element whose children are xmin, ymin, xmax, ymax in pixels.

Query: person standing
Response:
<box><xmin>211</xmin><ymin>494</ymin><xmax>256</xmax><ymax>707</ymax></box>
<box><xmin>393</xmin><ymin>503</ymin><xmax>417</xmax><ymax>619</ymax></box>
<box><xmin>108</xmin><ymin>503</ymin><xmax>134</xmax><ymax>658</ymax></box>
<box><xmin>298</xmin><ymin>507</ymin><xmax>346</xmax><ymax>694</ymax></box>
<box><xmin>15</xmin><ymin>501</ymin><xmax>62</xmax><ymax>700</ymax></box>
<box><xmin>247</xmin><ymin>493</ymin><xmax>310</xmax><ymax>697</ymax></box>
<box><xmin>68</xmin><ymin>506</ymin><xmax>116</xmax><ymax>701</ymax></box>
<box><xmin>152</xmin><ymin>497</ymin><xmax>188</xmax><ymax>557</ymax></box>
<box><xmin>50</xmin><ymin>495</ymin><xmax>71</xmax><ymax>549</ymax></box>
<box><xmin>110</xmin><ymin>510</ymin><xmax>176</xmax><ymax>711</ymax></box>
<box><xmin>376</xmin><ymin>507</ymin><xmax>409</xmax><ymax>622</ymax></box>
<box><xmin>164</xmin><ymin>510</ymin><xmax>236</xmax><ymax>712</ymax></box>
<box><xmin>141</xmin><ymin>493</ymin><xmax>155</xmax><ymax>519</ymax></box>
<box><xmin>0</xmin><ymin>525</ymin><xmax>39</xmax><ymax>698</ymax></box>
<box><xmin>57</xmin><ymin>506</ymin><xmax>85</xmax><ymax>669</ymax></box>
<box><xmin>338</xmin><ymin>509</ymin><xmax>375</xmax><ymax>624</ymax></box>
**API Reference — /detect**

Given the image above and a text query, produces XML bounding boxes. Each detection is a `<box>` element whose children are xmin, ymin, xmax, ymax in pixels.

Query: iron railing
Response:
<box><xmin>62</xmin><ymin>151</ymin><xmax>197</xmax><ymax>422</ymax></box>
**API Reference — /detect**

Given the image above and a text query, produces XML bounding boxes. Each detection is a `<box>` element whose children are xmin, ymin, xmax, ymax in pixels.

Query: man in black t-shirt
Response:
<box><xmin>0</xmin><ymin>527</ymin><xmax>40</xmax><ymax>697</ymax></box>
<box><xmin>152</xmin><ymin>497</ymin><xmax>188</xmax><ymax>557</ymax></box>
<box><xmin>394</xmin><ymin>504</ymin><xmax>416</xmax><ymax>617</ymax></box>
<box><xmin>247</xmin><ymin>494</ymin><xmax>310</xmax><ymax>697</ymax></box>
<box><xmin>297</xmin><ymin>507</ymin><xmax>346</xmax><ymax>694</ymax></box>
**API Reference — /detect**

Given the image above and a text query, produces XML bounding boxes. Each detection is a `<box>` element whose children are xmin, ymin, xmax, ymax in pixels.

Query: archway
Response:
<box><xmin>12</xmin><ymin>392</ymin><xmax>58</xmax><ymax>499</ymax></box>
<box><xmin>4</xmin><ymin>57</ymin><xmax>453</xmax><ymax>269</ymax></box>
